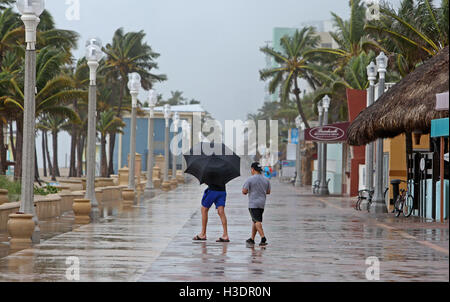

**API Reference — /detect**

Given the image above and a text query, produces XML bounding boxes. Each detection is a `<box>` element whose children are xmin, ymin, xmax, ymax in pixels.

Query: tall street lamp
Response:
<box><xmin>172</xmin><ymin>112</ymin><xmax>180</xmax><ymax>186</ymax></box>
<box><xmin>162</xmin><ymin>104</ymin><xmax>172</xmax><ymax>191</ymax></box>
<box><xmin>85</xmin><ymin>38</ymin><xmax>103</xmax><ymax>221</ymax></box>
<box><xmin>145</xmin><ymin>89</ymin><xmax>158</xmax><ymax>197</ymax></box>
<box><xmin>181</xmin><ymin>120</ymin><xmax>190</xmax><ymax>180</ymax></box>
<box><xmin>366</xmin><ymin>61</ymin><xmax>377</xmax><ymax>193</ymax></box>
<box><xmin>295</xmin><ymin>115</ymin><xmax>303</xmax><ymax>187</ymax></box>
<box><xmin>127</xmin><ymin>73</ymin><xmax>141</xmax><ymax>191</ymax></box>
<box><xmin>17</xmin><ymin>0</ymin><xmax>45</xmax><ymax>244</ymax></box>
<box><xmin>316</xmin><ymin>101</ymin><xmax>324</xmax><ymax>193</ymax></box>
<box><xmin>371</xmin><ymin>52</ymin><xmax>389</xmax><ymax>213</ymax></box>
<box><xmin>319</xmin><ymin>95</ymin><xmax>331</xmax><ymax>195</ymax></box>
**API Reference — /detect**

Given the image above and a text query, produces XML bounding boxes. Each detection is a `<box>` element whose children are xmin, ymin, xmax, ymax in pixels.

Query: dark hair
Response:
<box><xmin>251</xmin><ymin>162</ymin><xmax>263</xmax><ymax>173</ymax></box>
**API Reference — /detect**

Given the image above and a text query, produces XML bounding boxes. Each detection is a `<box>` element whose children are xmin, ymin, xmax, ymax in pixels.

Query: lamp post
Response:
<box><xmin>316</xmin><ymin>101</ymin><xmax>324</xmax><ymax>193</ymax></box>
<box><xmin>295</xmin><ymin>115</ymin><xmax>303</xmax><ymax>187</ymax></box>
<box><xmin>85</xmin><ymin>38</ymin><xmax>103</xmax><ymax>221</ymax></box>
<box><xmin>17</xmin><ymin>0</ymin><xmax>45</xmax><ymax>244</ymax></box>
<box><xmin>162</xmin><ymin>104</ymin><xmax>172</xmax><ymax>191</ymax></box>
<box><xmin>181</xmin><ymin>120</ymin><xmax>190</xmax><ymax>179</ymax></box>
<box><xmin>172</xmin><ymin>112</ymin><xmax>180</xmax><ymax>186</ymax></box>
<box><xmin>145</xmin><ymin>89</ymin><xmax>158</xmax><ymax>197</ymax></box>
<box><xmin>127</xmin><ymin>72</ymin><xmax>141</xmax><ymax>191</ymax></box>
<box><xmin>319</xmin><ymin>95</ymin><xmax>331</xmax><ymax>195</ymax></box>
<box><xmin>371</xmin><ymin>52</ymin><xmax>389</xmax><ymax>213</ymax></box>
<box><xmin>365</xmin><ymin>62</ymin><xmax>377</xmax><ymax>193</ymax></box>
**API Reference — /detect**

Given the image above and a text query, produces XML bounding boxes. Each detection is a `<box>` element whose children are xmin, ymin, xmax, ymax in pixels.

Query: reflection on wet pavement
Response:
<box><xmin>139</xmin><ymin>177</ymin><xmax>448</xmax><ymax>282</ymax></box>
<box><xmin>0</xmin><ymin>164</ymin><xmax>448</xmax><ymax>282</ymax></box>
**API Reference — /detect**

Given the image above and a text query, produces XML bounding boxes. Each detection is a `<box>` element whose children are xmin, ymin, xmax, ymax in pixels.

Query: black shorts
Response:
<box><xmin>249</xmin><ymin>208</ymin><xmax>265</xmax><ymax>223</ymax></box>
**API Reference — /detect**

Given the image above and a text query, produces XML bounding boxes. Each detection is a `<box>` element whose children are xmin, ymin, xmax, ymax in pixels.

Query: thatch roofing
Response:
<box><xmin>348</xmin><ymin>46</ymin><xmax>449</xmax><ymax>146</ymax></box>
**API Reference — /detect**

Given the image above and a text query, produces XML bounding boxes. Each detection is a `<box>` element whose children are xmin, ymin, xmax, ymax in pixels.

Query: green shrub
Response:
<box><xmin>0</xmin><ymin>176</ymin><xmax>22</xmax><ymax>202</ymax></box>
<box><xmin>34</xmin><ymin>184</ymin><xmax>58</xmax><ymax>196</ymax></box>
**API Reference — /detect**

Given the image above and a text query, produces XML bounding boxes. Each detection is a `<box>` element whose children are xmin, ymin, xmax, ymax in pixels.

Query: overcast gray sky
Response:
<box><xmin>38</xmin><ymin>0</ymin><xmax>401</xmax><ymax>168</ymax></box>
<box><xmin>45</xmin><ymin>0</ymin><xmax>355</xmax><ymax>122</ymax></box>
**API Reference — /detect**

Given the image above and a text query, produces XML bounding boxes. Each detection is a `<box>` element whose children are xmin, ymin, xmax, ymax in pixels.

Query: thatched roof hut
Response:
<box><xmin>348</xmin><ymin>46</ymin><xmax>449</xmax><ymax>146</ymax></box>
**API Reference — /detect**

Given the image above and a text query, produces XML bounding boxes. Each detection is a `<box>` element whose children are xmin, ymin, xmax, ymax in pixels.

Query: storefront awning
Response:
<box><xmin>431</xmin><ymin>118</ymin><xmax>449</xmax><ymax>138</ymax></box>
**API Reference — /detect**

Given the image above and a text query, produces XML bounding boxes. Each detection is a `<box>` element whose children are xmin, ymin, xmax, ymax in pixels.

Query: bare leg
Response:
<box><xmin>254</xmin><ymin>222</ymin><xmax>265</xmax><ymax>239</ymax></box>
<box><xmin>197</xmin><ymin>207</ymin><xmax>209</xmax><ymax>239</ymax></box>
<box><xmin>217</xmin><ymin>207</ymin><xmax>229</xmax><ymax>240</ymax></box>
<box><xmin>251</xmin><ymin>222</ymin><xmax>257</xmax><ymax>240</ymax></box>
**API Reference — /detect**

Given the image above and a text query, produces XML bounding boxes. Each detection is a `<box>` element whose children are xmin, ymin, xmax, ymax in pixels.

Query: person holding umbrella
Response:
<box><xmin>184</xmin><ymin>143</ymin><xmax>241</xmax><ymax>243</ymax></box>
<box><xmin>243</xmin><ymin>162</ymin><xmax>271</xmax><ymax>247</ymax></box>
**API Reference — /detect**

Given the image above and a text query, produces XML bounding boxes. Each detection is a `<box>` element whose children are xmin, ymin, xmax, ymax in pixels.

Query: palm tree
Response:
<box><xmin>0</xmin><ymin>0</ymin><xmax>14</xmax><ymax>10</ymax></box>
<box><xmin>365</xmin><ymin>0</ymin><xmax>449</xmax><ymax>76</ymax></box>
<box><xmin>62</xmin><ymin>58</ymin><xmax>89</xmax><ymax>177</ymax></box>
<box><xmin>313</xmin><ymin>0</ymin><xmax>386</xmax><ymax>74</ymax></box>
<box><xmin>102</xmin><ymin>28</ymin><xmax>167</xmax><ymax>175</ymax></box>
<box><xmin>260</xmin><ymin>27</ymin><xmax>327</xmax><ymax>129</ymax></box>
<box><xmin>0</xmin><ymin>47</ymin><xmax>86</xmax><ymax>179</ymax></box>
<box><xmin>38</xmin><ymin>114</ymin><xmax>80</xmax><ymax>180</ymax></box>
<box><xmin>97</xmin><ymin>110</ymin><xmax>125</xmax><ymax>177</ymax></box>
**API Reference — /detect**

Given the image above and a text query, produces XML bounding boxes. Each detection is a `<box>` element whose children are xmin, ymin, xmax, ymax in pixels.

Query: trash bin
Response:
<box><xmin>391</xmin><ymin>179</ymin><xmax>402</xmax><ymax>203</ymax></box>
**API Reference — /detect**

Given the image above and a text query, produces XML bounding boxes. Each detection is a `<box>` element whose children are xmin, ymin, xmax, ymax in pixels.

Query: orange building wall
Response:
<box><xmin>384</xmin><ymin>134</ymin><xmax>430</xmax><ymax>199</ymax></box>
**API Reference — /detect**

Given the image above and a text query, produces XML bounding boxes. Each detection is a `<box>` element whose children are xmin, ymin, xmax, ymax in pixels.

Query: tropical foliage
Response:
<box><xmin>254</xmin><ymin>0</ymin><xmax>448</xmax><ymax>184</ymax></box>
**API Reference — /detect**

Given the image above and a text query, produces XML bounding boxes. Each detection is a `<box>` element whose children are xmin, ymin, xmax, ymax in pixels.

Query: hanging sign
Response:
<box><xmin>305</xmin><ymin>122</ymin><xmax>350</xmax><ymax>143</ymax></box>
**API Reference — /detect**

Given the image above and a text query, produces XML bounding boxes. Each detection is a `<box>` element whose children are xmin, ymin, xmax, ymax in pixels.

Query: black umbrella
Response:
<box><xmin>184</xmin><ymin>142</ymin><xmax>241</xmax><ymax>186</ymax></box>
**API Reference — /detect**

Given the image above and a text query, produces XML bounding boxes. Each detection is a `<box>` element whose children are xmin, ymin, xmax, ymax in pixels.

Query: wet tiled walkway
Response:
<box><xmin>0</xmin><ymin>169</ymin><xmax>448</xmax><ymax>282</ymax></box>
<box><xmin>139</xmin><ymin>180</ymin><xmax>449</xmax><ymax>282</ymax></box>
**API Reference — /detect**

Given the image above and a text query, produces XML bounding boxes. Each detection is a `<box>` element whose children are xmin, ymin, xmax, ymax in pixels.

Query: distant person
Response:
<box><xmin>242</xmin><ymin>162</ymin><xmax>271</xmax><ymax>247</ymax></box>
<box><xmin>193</xmin><ymin>180</ymin><xmax>230</xmax><ymax>243</ymax></box>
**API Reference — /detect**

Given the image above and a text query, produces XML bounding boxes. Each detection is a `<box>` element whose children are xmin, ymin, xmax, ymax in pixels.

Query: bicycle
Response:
<box><xmin>313</xmin><ymin>179</ymin><xmax>331</xmax><ymax>194</ymax></box>
<box><xmin>394</xmin><ymin>181</ymin><xmax>414</xmax><ymax>218</ymax></box>
<box><xmin>355</xmin><ymin>187</ymin><xmax>389</xmax><ymax>212</ymax></box>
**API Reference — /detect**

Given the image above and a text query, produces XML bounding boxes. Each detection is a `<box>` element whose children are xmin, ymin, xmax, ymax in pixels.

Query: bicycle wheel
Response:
<box><xmin>355</xmin><ymin>197</ymin><xmax>361</xmax><ymax>211</ymax></box>
<box><xmin>403</xmin><ymin>195</ymin><xmax>414</xmax><ymax>217</ymax></box>
<box><xmin>394</xmin><ymin>197</ymin><xmax>402</xmax><ymax>217</ymax></box>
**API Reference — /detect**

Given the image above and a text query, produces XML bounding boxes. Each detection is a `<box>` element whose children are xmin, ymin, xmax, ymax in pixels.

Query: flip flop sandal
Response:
<box><xmin>216</xmin><ymin>238</ymin><xmax>230</xmax><ymax>243</ymax></box>
<box><xmin>193</xmin><ymin>235</ymin><xmax>207</xmax><ymax>241</ymax></box>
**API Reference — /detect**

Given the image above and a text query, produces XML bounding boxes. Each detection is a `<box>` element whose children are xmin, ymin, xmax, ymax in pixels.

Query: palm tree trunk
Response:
<box><xmin>108</xmin><ymin>81</ymin><xmax>126</xmax><ymax>176</ymax></box>
<box><xmin>69</xmin><ymin>127</ymin><xmax>78</xmax><ymax>177</ymax></box>
<box><xmin>45</xmin><ymin>130</ymin><xmax>53</xmax><ymax>177</ymax></box>
<box><xmin>0</xmin><ymin>119</ymin><xmax>6</xmax><ymax>175</ymax></box>
<box><xmin>51</xmin><ymin>130</ymin><xmax>58</xmax><ymax>181</ymax></box>
<box><xmin>293</xmin><ymin>77</ymin><xmax>313</xmax><ymax>185</ymax></box>
<box><xmin>69</xmin><ymin>99</ymin><xmax>79</xmax><ymax>177</ymax></box>
<box><xmin>101</xmin><ymin>133</ymin><xmax>108</xmax><ymax>177</ymax></box>
<box><xmin>42</xmin><ymin>130</ymin><xmax>47</xmax><ymax>177</ymax></box>
<box><xmin>14</xmin><ymin>117</ymin><xmax>23</xmax><ymax>181</ymax></box>
<box><xmin>77</xmin><ymin>134</ymin><xmax>85</xmax><ymax>177</ymax></box>
<box><xmin>9</xmin><ymin>121</ymin><xmax>15</xmax><ymax>161</ymax></box>
<box><xmin>293</xmin><ymin>77</ymin><xmax>310</xmax><ymax>129</ymax></box>
<box><xmin>35</xmin><ymin>146</ymin><xmax>40</xmax><ymax>182</ymax></box>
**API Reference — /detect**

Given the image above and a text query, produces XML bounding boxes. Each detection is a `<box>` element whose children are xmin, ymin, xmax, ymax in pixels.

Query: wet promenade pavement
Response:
<box><xmin>0</xmin><ymin>168</ymin><xmax>448</xmax><ymax>282</ymax></box>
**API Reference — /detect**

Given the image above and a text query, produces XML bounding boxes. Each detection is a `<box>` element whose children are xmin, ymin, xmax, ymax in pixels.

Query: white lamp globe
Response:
<box><xmin>148</xmin><ymin>90</ymin><xmax>158</xmax><ymax>107</ymax></box>
<box><xmin>127</xmin><ymin>72</ymin><xmax>141</xmax><ymax>93</ymax></box>
<box><xmin>17</xmin><ymin>0</ymin><xmax>45</xmax><ymax>16</ymax></box>
<box><xmin>376</xmin><ymin>52</ymin><xmax>389</xmax><ymax>71</ymax></box>
<box><xmin>85</xmin><ymin>38</ymin><xmax>103</xmax><ymax>62</ymax></box>
<box><xmin>317</xmin><ymin>101</ymin><xmax>324</xmax><ymax>115</ymax></box>
<box><xmin>322</xmin><ymin>95</ymin><xmax>331</xmax><ymax>109</ymax></box>
<box><xmin>367</xmin><ymin>61</ymin><xmax>377</xmax><ymax>79</ymax></box>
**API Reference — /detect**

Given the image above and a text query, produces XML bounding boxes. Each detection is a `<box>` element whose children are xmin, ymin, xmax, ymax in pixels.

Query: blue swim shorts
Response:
<box><xmin>201</xmin><ymin>189</ymin><xmax>227</xmax><ymax>209</ymax></box>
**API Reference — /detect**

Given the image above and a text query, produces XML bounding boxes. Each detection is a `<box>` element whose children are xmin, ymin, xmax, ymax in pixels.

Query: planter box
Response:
<box><xmin>34</xmin><ymin>195</ymin><xmax>62</xmax><ymax>220</ymax></box>
<box><xmin>0</xmin><ymin>202</ymin><xmax>21</xmax><ymax>232</ymax></box>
